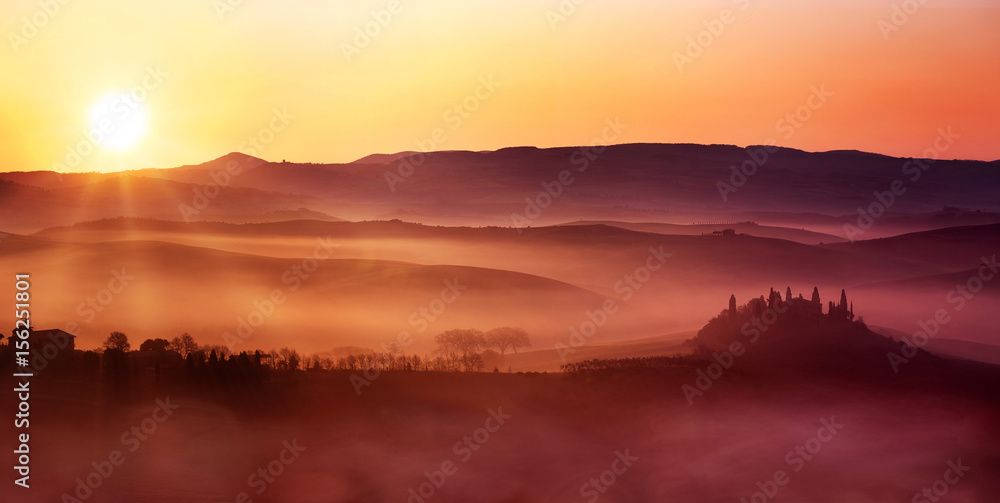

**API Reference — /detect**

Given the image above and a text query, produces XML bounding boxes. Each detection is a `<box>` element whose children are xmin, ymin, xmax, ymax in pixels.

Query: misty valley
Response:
<box><xmin>2</xmin><ymin>146</ymin><xmax>999</xmax><ymax>501</ymax></box>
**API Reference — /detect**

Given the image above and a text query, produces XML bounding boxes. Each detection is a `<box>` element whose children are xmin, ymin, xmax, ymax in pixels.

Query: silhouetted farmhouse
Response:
<box><xmin>30</xmin><ymin>329</ymin><xmax>76</xmax><ymax>352</ymax></box>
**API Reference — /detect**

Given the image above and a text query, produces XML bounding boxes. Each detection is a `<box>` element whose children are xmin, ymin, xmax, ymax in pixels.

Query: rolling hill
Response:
<box><xmin>0</xmin><ymin>233</ymin><xmax>615</xmax><ymax>354</ymax></box>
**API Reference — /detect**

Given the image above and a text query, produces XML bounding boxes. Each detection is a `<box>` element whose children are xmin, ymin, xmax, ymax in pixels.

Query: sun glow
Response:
<box><xmin>0</xmin><ymin>3</ymin><xmax>997</xmax><ymax>171</ymax></box>
<box><xmin>87</xmin><ymin>91</ymin><xmax>149</xmax><ymax>151</ymax></box>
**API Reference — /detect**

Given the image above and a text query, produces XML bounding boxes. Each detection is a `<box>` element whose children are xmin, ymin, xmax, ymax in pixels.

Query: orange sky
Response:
<box><xmin>2</xmin><ymin>1</ymin><xmax>999</xmax><ymax>173</ymax></box>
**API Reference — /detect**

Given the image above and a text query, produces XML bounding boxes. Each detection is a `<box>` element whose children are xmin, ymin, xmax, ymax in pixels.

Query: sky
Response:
<box><xmin>2</xmin><ymin>0</ymin><xmax>999</xmax><ymax>173</ymax></box>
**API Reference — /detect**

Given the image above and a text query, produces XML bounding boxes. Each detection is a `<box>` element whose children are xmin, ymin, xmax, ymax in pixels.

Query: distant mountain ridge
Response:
<box><xmin>352</xmin><ymin>151</ymin><xmax>420</xmax><ymax>164</ymax></box>
<box><xmin>2</xmin><ymin>143</ymin><xmax>999</xmax><ymax>234</ymax></box>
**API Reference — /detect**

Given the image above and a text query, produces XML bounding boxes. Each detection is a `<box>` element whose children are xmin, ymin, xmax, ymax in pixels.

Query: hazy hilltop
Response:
<box><xmin>2</xmin><ymin>144</ymin><xmax>998</xmax><ymax>234</ymax></box>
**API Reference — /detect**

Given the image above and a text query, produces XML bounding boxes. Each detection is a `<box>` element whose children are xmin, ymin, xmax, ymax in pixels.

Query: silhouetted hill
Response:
<box><xmin>561</xmin><ymin>288</ymin><xmax>1000</xmax><ymax>405</ymax></box>
<box><xmin>818</xmin><ymin>149</ymin><xmax>896</xmax><ymax>159</ymax></box>
<box><xmin>687</xmin><ymin>288</ymin><xmax>946</xmax><ymax>378</ymax></box>
<box><xmin>0</xmin><ymin>173</ymin><xmax>348</xmax><ymax>233</ymax></box>
<box><xmin>4</xmin><ymin>143</ymin><xmax>998</xmax><ymax>232</ymax></box>
<box><xmin>924</xmin><ymin>339</ymin><xmax>1000</xmax><ymax>366</ymax></box>
<box><xmin>29</xmin><ymin>217</ymin><xmax>936</xmax><ymax>289</ymax></box>
<box><xmin>557</xmin><ymin>220</ymin><xmax>848</xmax><ymax>245</ymax></box>
<box><xmin>171</xmin><ymin>152</ymin><xmax>266</xmax><ymax>171</ymax></box>
<box><xmin>823</xmin><ymin>223</ymin><xmax>1000</xmax><ymax>271</ymax></box>
<box><xmin>352</xmin><ymin>151</ymin><xmax>419</xmax><ymax>164</ymax></box>
<box><xmin>855</xmin><ymin>264</ymin><xmax>1000</xmax><ymax>293</ymax></box>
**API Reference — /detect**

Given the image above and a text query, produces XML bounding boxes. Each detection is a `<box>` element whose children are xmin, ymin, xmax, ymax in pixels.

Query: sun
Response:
<box><xmin>87</xmin><ymin>91</ymin><xmax>150</xmax><ymax>151</ymax></box>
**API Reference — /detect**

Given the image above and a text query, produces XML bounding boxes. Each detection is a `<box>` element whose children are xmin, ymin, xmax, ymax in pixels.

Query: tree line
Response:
<box><xmin>1</xmin><ymin>326</ymin><xmax>532</xmax><ymax>376</ymax></box>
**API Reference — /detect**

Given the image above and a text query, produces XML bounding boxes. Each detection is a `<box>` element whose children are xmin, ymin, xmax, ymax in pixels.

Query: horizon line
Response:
<box><xmin>9</xmin><ymin>141</ymin><xmax>1000</xmax><ymax>175</ymax></box>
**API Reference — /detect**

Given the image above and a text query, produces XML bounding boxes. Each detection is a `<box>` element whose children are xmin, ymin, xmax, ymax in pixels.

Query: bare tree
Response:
<box><xmin>461</xmin><ymin>353</ymin><xmax>485</xmax><ymax>372</ymax></box>
<box><xmin>435</xmin><ymin>329</ymin><xmax>486</xmax><ymax>358</ymax></box>
<box><xmin>170</xmin><ymin>333</ymin><xmax>199</xmax><ymax>357</ymax></box>
<box><xmin>434</xmin><ymin>329</ymin><xmax>489</xmax><ymax>371</ymax></box>
<box><xmin>202</xmin><ymin>344</ymin><xmax>232</xmax><ymax>360</ymax></box>
<box><xmin>277</xmin><ymin>347</ymin><xmax>301</xmax><ymax>371</ymax></box>
<box><xmin>485</xmin><ymin>327</ymin><xmax>531</xmax><ymax>355</ymax></box>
